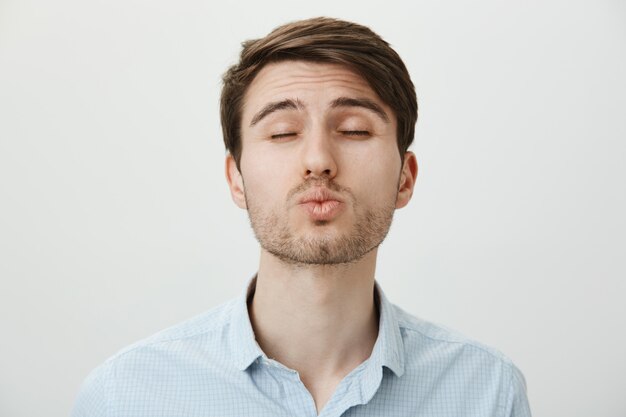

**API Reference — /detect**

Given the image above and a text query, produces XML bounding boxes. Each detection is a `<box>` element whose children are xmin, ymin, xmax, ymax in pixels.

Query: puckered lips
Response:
<box><xmin>297</xmin><ymin>187</ymin><xmax>346</xmax><ymax>221</ymax></box>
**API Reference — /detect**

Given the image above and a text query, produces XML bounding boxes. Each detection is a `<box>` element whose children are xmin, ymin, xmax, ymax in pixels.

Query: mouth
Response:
<box><xmin>297</xmin><ymin>187</ymin><xmax>345</xmax><ymax>221</ymax></box>
<box><xmin>299</xmin><ymin>200</ymin><xmax>344</xmax><ymax>221</ymax></box>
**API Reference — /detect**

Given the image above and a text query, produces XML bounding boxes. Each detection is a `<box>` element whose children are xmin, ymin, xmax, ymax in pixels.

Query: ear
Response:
<box><xmin>395</xmin><ymin>151</ymin><xmax>418</xmax><ymax>209</ymax></box>
<box><xmin>225</xmin><ymin>153</ymin><xmax>247</xmax><ymax>209</ymax></box>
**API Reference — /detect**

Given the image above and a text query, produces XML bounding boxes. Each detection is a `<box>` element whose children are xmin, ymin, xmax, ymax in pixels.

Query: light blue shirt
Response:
<box><xmin>72</xmin><ymin>273</ymin><xmax>531</xmax><ymax>417</ymax></box>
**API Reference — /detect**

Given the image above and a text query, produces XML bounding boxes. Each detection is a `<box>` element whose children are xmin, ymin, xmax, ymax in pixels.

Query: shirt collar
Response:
<box><xmin>229</xmin><ymin>273</ymin><xmax>265</xmax><ymax>370</ymax></box>
<box><xmin>229</xmin><ymin>272</ymin><xmax>405</xmax><ymax>377</ymax></box>
<box><xmin>370</xmin><ymin>279</ymin><xmax>406</xmax><ymax>377</ymax></box>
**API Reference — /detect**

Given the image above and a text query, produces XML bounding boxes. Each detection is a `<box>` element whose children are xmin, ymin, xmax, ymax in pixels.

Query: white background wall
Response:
<box><xmin>1</xmin><ymin>1</ymin><xmax>625</xmax><ymax>416</ymax></box>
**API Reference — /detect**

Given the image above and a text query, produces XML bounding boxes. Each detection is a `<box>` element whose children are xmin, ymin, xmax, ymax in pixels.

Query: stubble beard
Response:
<box><xmin>244</xmin><ymin>187</ymin><xmax>398</xmax><ymax>266</ymax></box>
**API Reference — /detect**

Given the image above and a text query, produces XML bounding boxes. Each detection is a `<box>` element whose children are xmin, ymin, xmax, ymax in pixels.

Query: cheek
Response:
<box><xmin>348</xmin><ymin>155</ymin><xmax>401</xmax><ymax>205</ymax></box>
<box><xmin>345</xmin><ymin>142</ymin><xmax>400</xmax><ymax>180</ymax></box>
<box><xmin>241</xmin><ymin>151</ymin><xmax>292</xmax><ymax>201</ymax></box>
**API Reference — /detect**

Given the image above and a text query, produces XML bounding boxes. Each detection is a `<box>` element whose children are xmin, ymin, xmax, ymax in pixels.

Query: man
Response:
<box><xmin>72</xmin><ymin>17</ymin><xmax>531</xmax><ymax>417</ymax></box>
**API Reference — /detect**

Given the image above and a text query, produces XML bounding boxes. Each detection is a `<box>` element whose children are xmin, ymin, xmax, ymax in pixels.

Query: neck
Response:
<box><xmin>248</xmin><ymin>247</ymin><xmax>380</xmax><ymax>380</ymax></box>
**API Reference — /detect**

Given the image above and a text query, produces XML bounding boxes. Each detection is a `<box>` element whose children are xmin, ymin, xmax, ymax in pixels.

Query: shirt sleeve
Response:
<box><xmin>71</xmin><ymin>362</ymin><xmax>111</xmax><ymax>417</ymax></box>
<box><xmin>503</xmin><ymin>363</ymin><xmax>532</xmax><ymax>417</ymax></box>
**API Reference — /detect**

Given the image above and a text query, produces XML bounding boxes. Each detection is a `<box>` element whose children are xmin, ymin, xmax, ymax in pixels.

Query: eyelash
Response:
<box><xmin>271</xmin><ymin>133</ymin><xmax>297</xmax><ymax>139</ymax></box>
<box><xmin>270</xmin><ymin>131</ymin><xmax>370</xmax><ymax>139</ymax></box>
<box><xmin>341</xmin><ymin>130</ymin><xmax>370</xmax><ymax>136</ymax></box>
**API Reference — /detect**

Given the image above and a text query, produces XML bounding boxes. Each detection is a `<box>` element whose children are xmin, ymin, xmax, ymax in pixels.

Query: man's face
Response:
<box><xmin>226</xmin><ymin>60</ymin><xmax>417</xmax><ymax>265</ymax></box>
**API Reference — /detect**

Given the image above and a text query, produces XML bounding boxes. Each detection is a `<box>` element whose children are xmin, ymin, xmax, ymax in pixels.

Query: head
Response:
<box><xmin>221</xmin><ymin>17</ymin><xmax>419</xmax><ymax>266</ymax></box>
<box><xmin>220</xmin><ymin>16</ymin><xmax>418</xmax><ymax>174</ymax></box>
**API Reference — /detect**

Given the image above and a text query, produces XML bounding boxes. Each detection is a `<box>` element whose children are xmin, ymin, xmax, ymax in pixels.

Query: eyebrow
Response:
<box><xmin>329</xmin><ymin>97</ymin><xmax>390</xmax><ymax>123</ymax></box>
<box><xmin>248</xmin><ymin>96</ymin><xmax>390</xmax><ymax>127</ymax></box>
<box><xmin>249</xmin><ymin>99</ymin><xmax>304</xmax><ymax>127</ymax></box>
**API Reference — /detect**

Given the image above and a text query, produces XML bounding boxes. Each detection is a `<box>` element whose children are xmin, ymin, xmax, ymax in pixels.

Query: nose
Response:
<box><xmin>301</xmin><ymin>128</ymin><xmax>338</xmax><ymax>181</ymax></box>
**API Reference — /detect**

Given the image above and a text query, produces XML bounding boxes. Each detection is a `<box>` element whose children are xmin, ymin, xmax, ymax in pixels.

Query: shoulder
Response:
<box><xmin>110</xmin><ymin>296</ymin><xmax>237</xmax><ymax>364</ymax></box>
<box><xmin>389</xmin><ymin>304</ymin><xmax>531</xmax><ymax>415</ymax></box>
<box><xmin>71</xmin><ymin>298</ymin><xmax>238</xmax><ymax>417</ymax></box>
<box><xmin>392</xmin><ymin>303</ymin><xmax>515</xmax><ymax>366</ymax></box>
<box><xmin>119</xmin><ymin>297</ymin><xmax>237</xmax><ymax>352</ymax></box>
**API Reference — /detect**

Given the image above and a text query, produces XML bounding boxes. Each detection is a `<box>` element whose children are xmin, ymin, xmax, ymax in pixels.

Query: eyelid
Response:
<box><xmin>268</xmin><ymin>130</ymin><xmax>371</xmax><ymax>139</ymax></box>
<box><xmin>270</xmin><ymin>132</ymin><xmax>298</xmax><ymax>139</ymax></box>
<box><xmin>339</xmin><ymin>130</ymin><xmax>371</xmax><ymax>136</ymax></box>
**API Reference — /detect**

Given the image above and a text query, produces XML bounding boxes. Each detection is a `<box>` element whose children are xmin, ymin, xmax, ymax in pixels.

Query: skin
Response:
<box><xmin>225</xmin><ymin>60</ymin><xmax>418</xmax><ymax>414</ymax></box>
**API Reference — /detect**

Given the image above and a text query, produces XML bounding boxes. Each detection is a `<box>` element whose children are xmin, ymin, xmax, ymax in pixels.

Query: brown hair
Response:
<box><xmin>220</xmin><ymin>17</ymin><xmax>418</xmax><ymax>172</ymax></box>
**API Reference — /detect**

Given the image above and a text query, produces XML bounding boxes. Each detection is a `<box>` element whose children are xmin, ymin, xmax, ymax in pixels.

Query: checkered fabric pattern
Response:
<box><xmin>72</xmin><ymin>273</ymin><xmax>531</xmax><ymax>417</ymax></box>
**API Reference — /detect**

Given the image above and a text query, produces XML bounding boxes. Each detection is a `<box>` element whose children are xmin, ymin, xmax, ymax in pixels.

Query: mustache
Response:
<box><xmin>288</xmin><ymin>177</ymin><xmax>352</xmax><ymax>203</ymax></box>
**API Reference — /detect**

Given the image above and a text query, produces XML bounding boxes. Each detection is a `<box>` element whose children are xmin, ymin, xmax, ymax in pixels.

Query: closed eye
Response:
<box><xmin>271</xmin><ymin>132</ymin><xmax>297</xmax><ymax>139</ymax></box>
<box><xmin>341</xmin><ymin>130</ymin><xmax>370</xmax><ymax>136</ymax></box>
<box><xmin>270</xmin><ymin>131</ymin><xmax>370</xmax><ymax>139</ymax></box>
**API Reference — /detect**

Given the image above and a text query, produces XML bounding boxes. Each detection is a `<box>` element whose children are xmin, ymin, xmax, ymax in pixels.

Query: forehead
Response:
<box><xmin>242</xmin><ymin>60</ymin><xmax>389</xmax><ymax>120</ymax></box>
